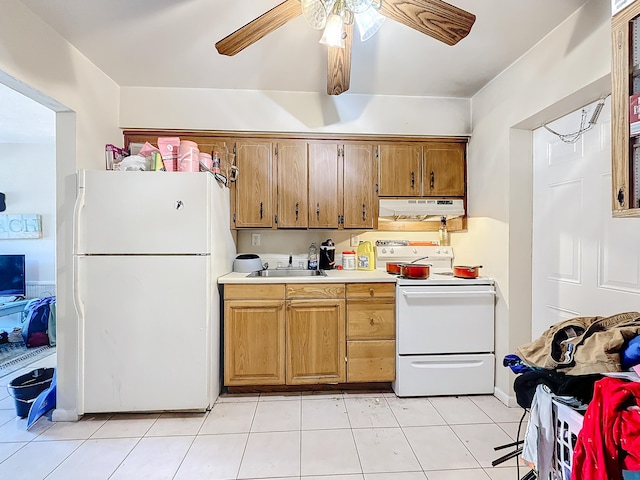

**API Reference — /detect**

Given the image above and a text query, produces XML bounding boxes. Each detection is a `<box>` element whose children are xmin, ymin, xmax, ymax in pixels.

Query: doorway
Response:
<box><xmin>0</xmin><ymin>82</ymin><xmax>57</xmax><ymax>377</ymax></box>
<box><xmin>531</xmin><ymin>97</ymin><xmax>640</xmax><ymax>338</ymax></box>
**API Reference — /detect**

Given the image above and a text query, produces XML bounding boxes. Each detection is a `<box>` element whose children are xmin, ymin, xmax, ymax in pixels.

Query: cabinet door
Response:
<box><xmin>378</xmin><ymin>144</ymin><xmax>422</xmax><ymax>196</ymax></box>
<box><xmin>286</xmin><ymin>299</ymin><xmax>346</xmax><ymax>384</ymax></box>
<box><xmin>224</xmin><ymin>299</ymin><xmax>285</xmax><ymax>385</ymax></box>
<box><xmin>422</xmin><ymin>143</ymin><xmax>466</xmax><ymax>197</ymax></box>
<box><xmin>276</xmin><ymin>142</ymin><xmax>308</xmax><ymax>228</ymax></box>
<box><xmin>343</xmin><ymin>144</ymin><xmax>377</xmax><ymax>229</ymax></box>
<box><xmin>308</xmin><ymin>143</ymin><xmax>340</xmax><ymax>228</ymax></box>
<box><xmin>234</xmin><ymin>140</ymin><xmax>273</xmax><ymax>228</ymax></box>
<box><xmin>347</xmin><ymin>340</ymin><xmax>395</xmax><ymax>382</ymax></box>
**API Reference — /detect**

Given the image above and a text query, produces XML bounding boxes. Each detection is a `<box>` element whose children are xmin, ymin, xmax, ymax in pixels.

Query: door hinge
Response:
<box><xmin>338</xmin><ymin>146</ymin><xmax>344</xmax><ymax>157</ymax></box>
<box><xmin>233</xmin><ymin>213</ymin><xmax>236</xmax><ymax>224</ymax></box>
<box><xmin>274</xmin><ymin>145</ymin><xmax>278</xmax><ymax>157</ymax></box>
<box><xmin>375</xmin><ymin>183</ymin><xmax>379</xmax><ymax>193</ymax></box>
<box><xmin>274</xmin><ymin>214</ymin><xmax>278</xmax><ymax>225</ymax></box>
<box><xmin>375</xmin><ymin>146</ymin><xmax>379</xmax><ymax>159</ymax></box>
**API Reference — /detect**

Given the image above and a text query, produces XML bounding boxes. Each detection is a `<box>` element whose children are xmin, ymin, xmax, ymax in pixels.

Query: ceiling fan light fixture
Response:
<box><xmin>354</xmin><ymin>7</ymin><xmax>385</xmax><ymax>42</ymax></box>
<box><xmin>319</xmin><ymin>12</ymin><xmax>345</xmax><ymax>48</ymax></box>
<box><xmin>301</xmin><ymin>0</ymin><xmax>330</xmax><ymax>29</ymax></box>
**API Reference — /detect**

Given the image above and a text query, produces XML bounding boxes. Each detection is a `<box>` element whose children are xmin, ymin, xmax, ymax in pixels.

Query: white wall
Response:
<box><xmin>120</xmin><ymin>87</ymin><xmax>471</xmax><ymax>136</ymax></box>
<box><xmin>468</xmin><ymin>0</ymin><xmax>612</xmax><ymax>402</ymax></box>
<box><xmin>0</xmin><ymin>143</ymin><xmax>56</xmax><ymax>283</ymax></box>
<box><xmin>0</xmin><ymin>0</ymin><xmax>122</xmax><ymax>420</ymax></box>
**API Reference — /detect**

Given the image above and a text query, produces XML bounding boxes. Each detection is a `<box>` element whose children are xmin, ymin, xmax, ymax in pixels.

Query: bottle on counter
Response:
<box><xmin>439</xmin><ymin>216</ymin><xmax>450</xmax><ymax>246</ymax></box>
<box><xmin>308</xmin><ymin>243</ymin><xmax>319</xmax><ymax>270</ymax></box>
<box><xmin>342</xmin><ymin>251</ymin><xmax>356</xmax><ymax>270</ymax></box>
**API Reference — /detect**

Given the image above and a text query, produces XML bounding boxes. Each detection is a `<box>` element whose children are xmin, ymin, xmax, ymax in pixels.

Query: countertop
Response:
<box><xmin>218</xmin><ymin>269</ymin><xmax>397</xmax><ymax>284</ymax></box>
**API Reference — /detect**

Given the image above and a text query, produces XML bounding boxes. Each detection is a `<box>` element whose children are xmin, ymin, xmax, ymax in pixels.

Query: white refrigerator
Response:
<box><xmin>74</xmin><ymin>169</ymin><xmax>236</xmax><ymax>413</ymax></box>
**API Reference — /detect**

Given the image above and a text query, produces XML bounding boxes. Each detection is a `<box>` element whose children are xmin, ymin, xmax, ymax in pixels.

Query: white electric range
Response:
<box><xmin>375</xmin><ymin>241</ymin><xmax>496</xmax><ymax>397</ymax></box>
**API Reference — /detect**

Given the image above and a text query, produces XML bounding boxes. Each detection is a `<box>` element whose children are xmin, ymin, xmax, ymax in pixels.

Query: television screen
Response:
<box><xmin>0</xmin><ymin>254</ymin><xmax>26</xmax><ymax>297</ymax></box>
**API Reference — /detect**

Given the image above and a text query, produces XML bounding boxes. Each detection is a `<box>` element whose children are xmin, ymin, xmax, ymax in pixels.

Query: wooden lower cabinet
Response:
<box><xmin>347</xmin><ymin>340</ymin><xmax>395</xmax><ymax>382</ymax></box>
<box><xmin>223</xmin><ymin>281</ymin><xmax>394</xmax><ymax>387</ymax></box>
<box><xmin>286</xmin><ymin>299</ymin><xmax>346</xmax><ymax>384</ymax></box>
<box><xmin>346</xmin><ymin>283</ymin><xmax>396</xmax><ymax>382</ymax></box>
<box><xmin>224</xmin><ymin>284</ymin><xmax>286</xmax><ymax>386</ymax></box>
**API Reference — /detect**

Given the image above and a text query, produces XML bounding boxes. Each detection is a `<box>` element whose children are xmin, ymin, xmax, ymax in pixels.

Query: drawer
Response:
<box><xmin>224</xmin><ymin>284</ymin><xmax>285</xmax><ymax>300</ymax></box>
<box><xmin>346</xmin><ymin>283</ymin><xmax>395</xmax><ymax>299</ymax></box>
<box><xmin>286</xmin><ymin>283</ymin><xmax>345</xmax><ymax>299</ymax></box>
<box><xmin>347</xmin><ymin>300</ymin><xmax>395</xmax><ymax>339</ymax></box>
<box><xmin>347</xmin><ymin>340</ymin><xmax>395</xmax><ymax>382</ymax></box>
<box><xmin>393</xmin><ymin>353</ymin><xmax>495</xmax><ymax>397</ymax></box>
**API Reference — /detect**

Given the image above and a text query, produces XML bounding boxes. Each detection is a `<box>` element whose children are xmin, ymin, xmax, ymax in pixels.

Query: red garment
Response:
<box><xmin>573</xmin><ymin>377</ymin><xmax>640</xmax><ymax>480</ymax></box>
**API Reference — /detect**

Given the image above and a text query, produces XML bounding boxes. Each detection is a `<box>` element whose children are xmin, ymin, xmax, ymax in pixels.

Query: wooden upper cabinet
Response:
<box><xmin>308</xmin><ymin>143</ymin><xmax>340</xmax><ymax>228</ymax></box>
<box><xmin>612</xmin><ymin>5</ymin><xmax>640</xmax><ymax>216</ymax></box>
<box><xmin>378</xmin><ymin>144</ymin><xmax>422</xmax><ymax>196</ymax></box>
<box><xmin>343</xmin><ymin>144</ymin><xmax>377</xmax><ymax>229</ymax></box>
<box><xmin>422</xmin><ymin>143</ymin><xmax>466</xmax><ymax>197</ymax></box>
<box><xmin>196</xmin><ymin>138</ymin><xmax>233</xmax><ymax>175</ymax></box>
<box><xmin>234</xmin><ymin>140</ymin><xmax>273</xmax><ymax>228</ymax></box>
<box><xmin>275</xmin><ymin>142</ymin><xmax>308</xmax><ymax>228</ymax></box>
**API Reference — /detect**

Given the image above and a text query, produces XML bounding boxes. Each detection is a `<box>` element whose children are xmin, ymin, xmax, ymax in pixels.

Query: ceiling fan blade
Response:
<box><xmin>327</xmin><ymin>23</ymin><xmax>353</xmax><ymax>95</ymax></box>
<box><xmin>216</xmin><ymin>0</ymin><xmax>303</xmax><ymax>56</ymax></box>
<box><xmin>379</xmin><ymin>0</ymin><xmax>475</xmax><ymax>46</ymax></box>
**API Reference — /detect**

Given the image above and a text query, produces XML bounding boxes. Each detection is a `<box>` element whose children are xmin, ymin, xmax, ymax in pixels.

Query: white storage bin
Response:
<box><xmin>551</xmin><ymin>399</ymin><xmax>585</xmax><ymax>480</ymax></box>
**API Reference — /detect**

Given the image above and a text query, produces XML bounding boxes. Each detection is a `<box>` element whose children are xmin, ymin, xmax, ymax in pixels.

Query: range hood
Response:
<box><xmin>378</xmin><ymin>198</ymin><xmax>465</xmax><ymax>222</ymax></box>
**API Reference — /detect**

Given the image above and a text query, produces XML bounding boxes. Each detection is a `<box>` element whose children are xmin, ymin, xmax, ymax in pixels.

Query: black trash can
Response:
<box><xmin>8</xmin><ymin>368</ymin><xmax>55</xmax><ymax>418</ymax></box>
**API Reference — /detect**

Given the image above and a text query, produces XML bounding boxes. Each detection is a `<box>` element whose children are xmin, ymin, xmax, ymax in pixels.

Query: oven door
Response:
<box><xmin>396</xmin><ymin>285</ymin><xmax>495</xmax><ymax>354</ymax></box>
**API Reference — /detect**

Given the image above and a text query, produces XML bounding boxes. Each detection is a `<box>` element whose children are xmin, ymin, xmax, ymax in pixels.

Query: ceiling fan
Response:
<box><xmin>215</xmin><ymin>0</ymin><xmax>475</xmax><ymax>95</ymax></box>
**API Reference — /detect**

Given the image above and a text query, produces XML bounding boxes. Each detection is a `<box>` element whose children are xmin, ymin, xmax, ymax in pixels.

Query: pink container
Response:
<box><xmin>178</xmin><ymin>140</ymin><xmax>200</xmax><ymax>172</ymax></box>
<box><xmin>157</xmin><ymin>137</ymin><xmax>180</xmax><ymax>172</ymax></box>
<box><xmin>199</xmin><ymin>152</ymin><xmax>213</xmax><ymax>171</ymax></box>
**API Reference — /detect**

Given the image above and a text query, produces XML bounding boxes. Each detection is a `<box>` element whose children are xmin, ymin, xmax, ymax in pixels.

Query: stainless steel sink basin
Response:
<box><xmin>247</xmin><ymin>269</ymin><xmax>327</xmax><ymax>278</ymax></box>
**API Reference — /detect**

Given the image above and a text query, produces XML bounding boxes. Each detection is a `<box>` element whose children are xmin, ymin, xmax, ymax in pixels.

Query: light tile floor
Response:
<box><xmin>0</xmin><ymin>356</ymin><xmax>531</xmax><ymax>480</ymax></box>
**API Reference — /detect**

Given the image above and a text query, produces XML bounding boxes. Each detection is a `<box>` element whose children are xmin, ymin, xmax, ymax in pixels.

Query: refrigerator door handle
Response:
<box><xmin>73</xmin><ymin>179</ymin><xmax>86</xmax><ymax>255</ymax></box>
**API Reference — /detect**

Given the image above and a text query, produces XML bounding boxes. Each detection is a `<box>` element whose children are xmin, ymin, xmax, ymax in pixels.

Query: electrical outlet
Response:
<box><xmin>350</xmin><ymin>234</ymin><xmax>359</xmax><ymax>247</ymax></box>
<box><xmin>251</xmin><ymin>233</ymin><xmax>261</xmax><ymax>246</ymax></box>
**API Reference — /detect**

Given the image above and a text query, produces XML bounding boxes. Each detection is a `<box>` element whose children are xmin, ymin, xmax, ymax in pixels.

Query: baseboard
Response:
<box><xmin>52</xmin><ymin>408</ymin><xmax>79</xmax><ymax>422</ymax></box>
<box><xmin>494</xmin><ymin>386</ymin><xmax>519</xmax><ymax>407</ymax></box>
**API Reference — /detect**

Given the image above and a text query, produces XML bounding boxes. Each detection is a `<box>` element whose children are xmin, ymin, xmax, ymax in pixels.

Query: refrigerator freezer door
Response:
<box><xmin>76</xmin><ymin>170</ymin><xmax>211</xmax><ymax>255</ymax></box>
<box><xmin>79</xmin><ymin>255</ymin><xmax>210</xmax><ymax>413</ymax></box>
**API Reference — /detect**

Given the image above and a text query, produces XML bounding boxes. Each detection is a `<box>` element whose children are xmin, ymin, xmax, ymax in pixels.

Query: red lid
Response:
<box><xmin>342</xmin><ymin>251</ymin><xmax>356</xmax><ymax>254</ymax></box>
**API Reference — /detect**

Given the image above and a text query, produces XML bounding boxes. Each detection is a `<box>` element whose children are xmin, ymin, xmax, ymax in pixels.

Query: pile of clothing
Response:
<box><xmin>506</xmin><ymin>311</ymin><xmax>640</xmax><ymax>480</ymax></box>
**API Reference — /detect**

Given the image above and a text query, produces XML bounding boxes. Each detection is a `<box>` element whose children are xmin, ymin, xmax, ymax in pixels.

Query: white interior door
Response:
<box><xmin>532</xmin><ymin>97</ymin><xmax>640</xmax><ymax>338</ymax></box>
<box><xmin>79</xmin><ymin>254</ymin><xmax>210</xmax><ymax>413</ymax></box>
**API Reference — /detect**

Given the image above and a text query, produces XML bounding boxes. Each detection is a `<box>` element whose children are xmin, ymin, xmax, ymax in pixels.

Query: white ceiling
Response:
<box><xmin>16</xmin><ymin>0</ymin><xmax>592</xmax><ymax>98</ymax></box>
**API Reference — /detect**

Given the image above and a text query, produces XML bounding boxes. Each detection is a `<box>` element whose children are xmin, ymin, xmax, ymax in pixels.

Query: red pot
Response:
<box><xmin>453</xmin><ymin>265</ymin><xmax>483</xmax><ymax>279</ymax></box>
<box><xmin>386</xmin><ymin>262</ymin><xmax>405</xmax><ymax>275</ymax></box>
<box><xmin>401</xmin><ymin>263</ymin><xmax>431</xmax><ymax>279</ymax></box>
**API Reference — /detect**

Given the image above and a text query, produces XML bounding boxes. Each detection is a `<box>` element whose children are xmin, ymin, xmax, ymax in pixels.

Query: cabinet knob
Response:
<box><xmin>369</xmin><ymin>288</ymin><xmax>374</xmax><ymax>297</ymax></box>
<box><xmin>369</xmin><ymin>317</ymin><xmax>375</xmax><ymax>326</ymax></box>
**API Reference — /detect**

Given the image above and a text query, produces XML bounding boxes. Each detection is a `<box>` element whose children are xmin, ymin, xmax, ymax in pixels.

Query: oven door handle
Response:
<box><xmin>401</xmin><ymin>291</ymin><xmax>495</xmax><ymax>299</ymax></box>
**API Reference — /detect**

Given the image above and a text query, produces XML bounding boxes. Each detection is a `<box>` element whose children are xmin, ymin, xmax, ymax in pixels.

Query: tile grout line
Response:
<box><xmin>168</xmin><ymin>409</ymin><xmax>211</xmax><ymax>480</ymax></box>
<box><xmin>234</xmin><ymin>397</ymin><xmax>259</xmax><ymax>480</ymax></box>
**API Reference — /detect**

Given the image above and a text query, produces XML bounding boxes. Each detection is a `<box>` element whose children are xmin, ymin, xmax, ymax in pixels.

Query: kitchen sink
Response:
<box><xmin>247</xmin><ymin>269</ymin><xmax>327</xmax><ymax>277</ymax></box>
